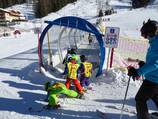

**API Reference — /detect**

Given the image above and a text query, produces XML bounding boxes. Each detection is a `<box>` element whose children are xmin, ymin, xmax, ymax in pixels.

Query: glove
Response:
<box><xmin>127</xmin><ymin>66</ymin><xmax>140</xmax><ymax>80</ymax></box>
<box><xmin>138</xmin><ymin>61</ymin><xmax>145</xmax><ymax>68</ymax></box>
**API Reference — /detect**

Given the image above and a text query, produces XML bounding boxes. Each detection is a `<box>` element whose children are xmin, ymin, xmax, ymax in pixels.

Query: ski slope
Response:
<box><xmin>0</xmin><ymin>0</ymin><xmax>158</xmax><ymax>119</ymax></box>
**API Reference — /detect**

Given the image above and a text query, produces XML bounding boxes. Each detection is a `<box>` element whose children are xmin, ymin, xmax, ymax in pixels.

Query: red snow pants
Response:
<box><xmin>65</xmin><ymin>78</ymin><xmax>83</xmax><ymax>94</ymax></box>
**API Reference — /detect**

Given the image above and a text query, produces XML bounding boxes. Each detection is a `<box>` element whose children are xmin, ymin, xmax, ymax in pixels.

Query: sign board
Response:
<box><xmin>104</xmin><ymin>27</ymin><xmax>120</xmax><ymax>48</ymax></box>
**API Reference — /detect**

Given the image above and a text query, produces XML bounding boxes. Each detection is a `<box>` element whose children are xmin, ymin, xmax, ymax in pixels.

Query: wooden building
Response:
<box><xmin>0</xmin><ymin>8</ymin><xmax>26</xmax><ymax>22</ymax></box>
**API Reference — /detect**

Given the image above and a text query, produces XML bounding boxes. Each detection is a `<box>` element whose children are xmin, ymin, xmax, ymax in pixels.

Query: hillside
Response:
<box><xmin>0</xmin><ymin>0</ymin><xmax>158</xmax><ymax>119</ymax></box>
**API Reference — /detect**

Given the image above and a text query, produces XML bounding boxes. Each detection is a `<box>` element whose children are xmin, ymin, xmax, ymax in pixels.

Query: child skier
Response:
<box><xmin>44</xmin><ymin>81</ymin><xmax>82</xmax><ymax>109</ymax></box>
<box><xmin>64</xmin><ymin>56</ymin><xmax>84</xmax><ymax>94</ymax></box>
<box><xmin>62</xmin><ymin>48</ymin><xmax>72</xmax><ymax>64</ymax></box>
<box><xmin>79</xmin><ymin>55</ymin><xmax>93</xmax><ymax>89</ymax></box>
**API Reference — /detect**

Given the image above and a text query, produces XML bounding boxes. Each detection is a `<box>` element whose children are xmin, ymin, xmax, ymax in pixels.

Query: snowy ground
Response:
<box><xmin>0</xmin><ymin>0</ymin><xmax>158</xmax><ymax>119</ymax></box>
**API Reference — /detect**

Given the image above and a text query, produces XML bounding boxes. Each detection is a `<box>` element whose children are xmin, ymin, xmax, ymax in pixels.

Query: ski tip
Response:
<box><xmin>96</xmin><ymin>109</ymin><xmax>107</xmax><ymax>119</ymax></box>
<box><xmin>96</xmin><ymin>109</ymin><xmax>106</xmax><ymax>115</ymax></box>
<box><xmin>149</xmin><ymin>112</ymin><xmax>158</xmax><ymax>119</ymax></box>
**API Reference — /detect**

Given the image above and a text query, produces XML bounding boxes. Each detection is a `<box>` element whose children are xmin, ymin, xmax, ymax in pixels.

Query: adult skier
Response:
<box><xmin>127</xmin><ymin>19</ymin><xmax>158</xmax><ymax>119</ymax></box>
<box><xmin>79</xmin><ymin>55</ymin><xmax>93</xmax><ymax>89</ymax></box>
<box><xmin>62</xmin><ymin>48</ymin><xmax>72</xmax><ymax>64</ymax></box>
<box><xmin>63</xmin><ymin>48</ymin><xmax>80</xmax><ymax>64</ymax></box>
<box><xmin>88</xmin><ymin>33</ymin><xmax>93</xmax><ymax>45</ymax></box>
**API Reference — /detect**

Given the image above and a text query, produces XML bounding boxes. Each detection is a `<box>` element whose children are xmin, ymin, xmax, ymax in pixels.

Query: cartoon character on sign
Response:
<box><xmin>110</xmin><ymin>29</ymin><xmax>115</xmax><ymax>33</ymax></box>
<box><xmin>105</xmin><ymin>27</ymin><xmax>120</xmax><ymax>48</ymax></box>
<box><xmin>106</xmin><ymin>29</ymin><xmax>117</xmax><ymax>46</ymax></box>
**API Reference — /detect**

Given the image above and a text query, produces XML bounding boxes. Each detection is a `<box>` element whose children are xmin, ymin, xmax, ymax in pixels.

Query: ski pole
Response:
<box><xmin>119</xmin><ymin>76</ymin><xmax>131</xmax><ymax>119</ymax></box>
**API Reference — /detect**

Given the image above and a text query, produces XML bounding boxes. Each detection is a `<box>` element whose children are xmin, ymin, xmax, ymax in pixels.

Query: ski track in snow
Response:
<box><xmin>0</xmin><ymin>0</ymin><xmax>158</xmax><ymax>119</ymax></box>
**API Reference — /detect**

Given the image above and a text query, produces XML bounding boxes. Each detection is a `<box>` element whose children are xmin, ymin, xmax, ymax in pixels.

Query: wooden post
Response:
<box><xmin>38</xmin><ymin>30</ymin><xmax>41</xmax><ymax>72</ymax></box>
<box><xmin>47</xmin><ymin>32</ymin><xmax>53</xmax><ymax>66</ymax></box>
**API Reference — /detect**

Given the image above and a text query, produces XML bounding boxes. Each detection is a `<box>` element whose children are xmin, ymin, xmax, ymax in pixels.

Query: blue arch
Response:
<box><xmin>38</xmin><ymin>16</ymin><xmax>105</xmax><ymax>77</ymax></box>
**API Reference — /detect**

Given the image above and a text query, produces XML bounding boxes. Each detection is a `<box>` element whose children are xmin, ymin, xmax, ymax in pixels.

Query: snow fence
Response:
<box><xmin>112</xmin><ymin>36</ymin><xmax>149</xmax><ymax>69</ymax></box>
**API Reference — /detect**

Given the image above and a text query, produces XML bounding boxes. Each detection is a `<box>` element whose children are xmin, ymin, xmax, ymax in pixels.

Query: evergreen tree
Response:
<box><xmin>0</xmin><ymin>0</ymin><xmax>25</xmax><ymax>8</ymax></box>
<box><xmin>37</xmin><ymin>0</ymin><xmax>77</xmax><ymax>17</ymax></box>
<box><xmin>132</xmin><ymin>0</ymin><xmax>150</xmax><ymax>8</ymax></box>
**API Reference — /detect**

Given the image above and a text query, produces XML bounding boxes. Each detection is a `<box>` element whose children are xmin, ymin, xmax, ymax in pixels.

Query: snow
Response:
<box><xmin>0</xmin><ymin>31</ymin><xmax>37</xmax><ymax>59</ymax></box>
<box><xmin>0</xmin><ymin>0</ymin><xmax>158</xmax><ymax>119</ymax></box>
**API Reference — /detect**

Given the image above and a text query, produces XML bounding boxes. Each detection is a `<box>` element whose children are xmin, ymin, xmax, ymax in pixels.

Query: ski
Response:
<box><xmin>87</xmin><ymin>86</ymin><xmax>93</xmax><ymax>90</ymax></box>
<box><xmin>83</xmin><ymin>87</ymin><xmax>94</xmax><ymax>93</ymax></box>
<box><xmin>96</xmin><ymin>109</ymin><xmax>109</xmax><ymax>119</ymax></box>
<box><xmin>105</xmin><ymin>105</ymin><xmax>136</xmax><ymax>114</ymax></box>
<box><xmin>28</xmin><ymin>106</ymin><xmax>47</xmax><ymax>113</ymax></box>
<box><xmin>150</xmin><ymin>112</ymin><xmax>158</xmax><ymax>119</ymax></box>
<box><xmin>28</xmin><ymin>105</ymin><xmax>62</xmax><ymax>113</ymax></box>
